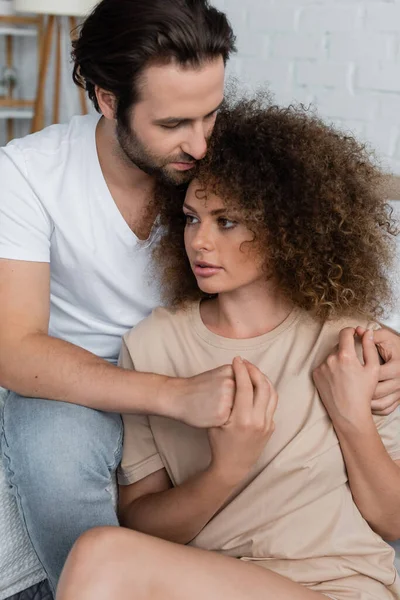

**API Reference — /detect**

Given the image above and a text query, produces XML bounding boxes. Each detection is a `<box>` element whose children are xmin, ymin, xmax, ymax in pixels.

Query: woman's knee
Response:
<box><xmin>57</xmin><ymin>527</ymin><xmax>145</xmax><ymax>600</ymax></box>
<box><xmin>73</xmin><ymin>526</ymin><xmax>135</xmax><ymax>559</ymax></box>
<box><xmin>58</xmin><ymin>527</ymin><xmax>121</xmax><ymax>598</ymax></box>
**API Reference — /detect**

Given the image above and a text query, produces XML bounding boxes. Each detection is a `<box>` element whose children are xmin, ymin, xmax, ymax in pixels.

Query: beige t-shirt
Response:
<box><xmin>119</xmin><ymin>302</ymin><xmax>400</xmax><ymax>598</ymax></box>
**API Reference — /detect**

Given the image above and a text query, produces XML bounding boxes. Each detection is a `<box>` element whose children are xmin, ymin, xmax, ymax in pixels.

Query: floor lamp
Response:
<box><xmin>14</xmin><ymin>0</ymin><xmax>97</xmax><ymax>133</ymax></box>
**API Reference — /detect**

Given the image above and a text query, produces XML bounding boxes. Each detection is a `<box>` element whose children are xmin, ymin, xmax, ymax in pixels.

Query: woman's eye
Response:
<box><xmin>218</xmin><ymin>217</ymin><xmax>237</xmax><ymax>229</ymax></box>
<box><xmin>184</xmin><ymin>214</ymin><xmax>199</xmax><ymax>225</ymax></box>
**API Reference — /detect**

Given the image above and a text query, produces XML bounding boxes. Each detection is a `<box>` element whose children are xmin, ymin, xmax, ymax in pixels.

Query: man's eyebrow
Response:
<box><xmin>154</xmin><ymin>101</ymin><xmax>224</xmax><ymax>125</ymax></box>
<box><xmin>183</xmin><ymin>203</ymin><xmax>227</xmax><ymax>216</ymax></box>
<box><xmin>204</xmin><ymin>100</ymin><xmax>224</xmax><ymax>118</ymax></box>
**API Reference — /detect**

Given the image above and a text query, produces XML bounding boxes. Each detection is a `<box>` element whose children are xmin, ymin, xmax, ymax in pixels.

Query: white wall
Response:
<box><xmin>214</xmin><ymin>0</ymin><xmax>400</xmax><ymax>328</ymax></box>
<box><xmin>214</xmin><ymin>0</ymin><xmax>400</xmax><ymax>176</ymax></box>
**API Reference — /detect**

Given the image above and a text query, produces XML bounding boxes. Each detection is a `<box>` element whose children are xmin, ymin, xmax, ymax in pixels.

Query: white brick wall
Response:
<box><xmin>215</xmin><ymin>0</ymin><xmax>400</xmax><ymax>330</ymax></box>
<box><xmin>214</xmin><ymin>0</ymin><xmax>400</xmax><ymax>176</ymax></box>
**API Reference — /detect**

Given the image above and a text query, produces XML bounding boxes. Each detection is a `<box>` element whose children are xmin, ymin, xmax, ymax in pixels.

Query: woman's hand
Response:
<box><xmin>313</xmin><ymin>328</ymin><xmax>380</xmax><ymax>428</ymax></box>
<box><xmin>356</xmin><ymin>326</ymin><xmax>400</xmax><ymax>416</ymax></box>
<box><xmin>208</xmin><ymin>357</ymin><xmax>278</xmax><ymax>486</ymax></box>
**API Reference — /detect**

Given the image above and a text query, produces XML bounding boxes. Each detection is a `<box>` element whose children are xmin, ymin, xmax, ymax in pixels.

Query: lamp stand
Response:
<box><xmin>31</xmin><ymin>14</ymin><xmax>88</xmax><ymax>133</ymax></box>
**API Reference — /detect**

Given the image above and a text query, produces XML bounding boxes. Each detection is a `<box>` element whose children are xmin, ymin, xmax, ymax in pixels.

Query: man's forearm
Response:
<box><xmin>0</xmin><ymin>332</ymin><xmax>169</xmax><ymax>414</ymax></box>
<box><xmin>333</xmin><ymin>415</ymin><xmax>400</xmax><ymax>540</ymax></box>
<box><xmin>120</xmin><ymin>466</ymin><xmax>238</xmax><ymax>544</ymax></box>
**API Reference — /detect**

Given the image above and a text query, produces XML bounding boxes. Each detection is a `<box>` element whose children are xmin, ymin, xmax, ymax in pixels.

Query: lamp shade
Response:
<box><xmin>14</xmin><ymin>0</ymin><xmax>97</xmax><ymax>16</ymax></box>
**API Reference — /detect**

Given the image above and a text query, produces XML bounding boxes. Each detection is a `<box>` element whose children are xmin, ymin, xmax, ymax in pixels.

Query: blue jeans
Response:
<box><xmin>1</xmin><ymin>393</ymin><xmax>123</xmax><ymax>594</ymax></box>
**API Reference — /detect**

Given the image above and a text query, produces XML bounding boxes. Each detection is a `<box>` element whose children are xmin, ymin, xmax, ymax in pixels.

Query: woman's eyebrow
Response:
<box><xmin>183</xmin><ymin>203</ymin><xmax>198</xmax><ymax>213</ymax></box>
<box><xmin>183</xmin><ymin>203</ymin><xmax>227</xmax><ymax>216</ymax></box>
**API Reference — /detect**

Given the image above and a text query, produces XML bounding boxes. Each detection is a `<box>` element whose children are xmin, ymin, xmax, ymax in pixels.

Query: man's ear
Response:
<box><xmin>95</xmin><ymin>86</ymin><xmax>117</xmax><ymax>119</ymax></box>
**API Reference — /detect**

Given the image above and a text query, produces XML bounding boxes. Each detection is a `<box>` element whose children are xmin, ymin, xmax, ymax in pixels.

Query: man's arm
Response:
<box><xmin>0</xmin><ymin>258</ymin><xmax>234</xmax><ymax>426</ymax></box>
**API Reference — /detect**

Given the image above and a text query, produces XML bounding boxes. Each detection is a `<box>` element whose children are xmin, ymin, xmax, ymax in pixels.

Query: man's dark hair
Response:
<box><xmin>71</xmin><ymin>0</ymin><xmax>235</xmax><ymax>118</ymax></box>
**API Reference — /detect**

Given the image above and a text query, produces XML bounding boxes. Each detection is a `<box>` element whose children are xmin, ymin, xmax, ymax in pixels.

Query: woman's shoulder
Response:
<box><xmin>296</xmin><ymin>309</ymin><xmax>379</xmax><ymax>339</ymax></box>
<box><xmin>292</xmin><ymin>310</ymin><xmax>381</xmax><ymax>365</ymax></box>
<box><xmin>121</xmin><ymin>302</ymin><xmax>199</xmax><ymax>373</ymax></box>
<box><xmin>323</xmin><ymin>313</ymin><xmax>379</xmax><ymax>333</ymax></box>
<box><xmin>123</xmin><ymin>303</ymin><xmax>195</xmax><ymax>352</ymax></box>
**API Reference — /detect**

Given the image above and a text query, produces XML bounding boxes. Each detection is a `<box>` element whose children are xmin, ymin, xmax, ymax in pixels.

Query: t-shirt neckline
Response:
<box><xmin>190</xmin><ymin>300</ymin><xmax>301</xmax><ymax>350</ymax></box>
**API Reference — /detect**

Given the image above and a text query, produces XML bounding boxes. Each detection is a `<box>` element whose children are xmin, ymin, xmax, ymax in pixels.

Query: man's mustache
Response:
<box><xmin>169</xmin><ymin>152</ymin><xmax>196</xmax><ymax>163</ymax></box>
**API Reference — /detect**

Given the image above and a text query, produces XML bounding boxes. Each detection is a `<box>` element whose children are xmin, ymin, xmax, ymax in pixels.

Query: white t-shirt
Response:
<box><xmin>0</xmin><ymin>115</ymin><xmax>161</xmax><ymax>363</ymax></box>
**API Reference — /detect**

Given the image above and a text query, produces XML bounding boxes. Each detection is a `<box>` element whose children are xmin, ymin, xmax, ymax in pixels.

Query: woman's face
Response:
<box><xmin>183</xmin><ymin>181</ymin><xmax>265</xmax><ymax>296</ymax></box>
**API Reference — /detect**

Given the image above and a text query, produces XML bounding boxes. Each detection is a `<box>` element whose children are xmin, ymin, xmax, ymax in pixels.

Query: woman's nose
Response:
<box><xmin>191</xmin><ymin>224</ymin><xmax>213</xmax><ymax>251</ymax></box>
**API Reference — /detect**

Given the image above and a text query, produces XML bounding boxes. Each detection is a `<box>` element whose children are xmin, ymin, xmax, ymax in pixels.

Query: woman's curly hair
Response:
<box><xmin>153</xmin><ymin>92</ymin><xmax>397</xmax><ymax>320</ymax></box>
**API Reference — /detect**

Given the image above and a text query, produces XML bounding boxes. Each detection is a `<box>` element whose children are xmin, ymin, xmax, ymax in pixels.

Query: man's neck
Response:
<box><xmin>95</xmin><ymin>117</ymin><xmax>157</xmax><ymax>240</ymax></box>
<box><xmin>96</xmin><ymin>116</ymin><xmax>153</xmax><ymax>193</ymax></box>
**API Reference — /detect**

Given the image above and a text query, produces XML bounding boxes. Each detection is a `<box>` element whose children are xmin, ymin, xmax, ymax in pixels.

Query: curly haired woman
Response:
<box><xmin>57</xmin><ymin>95</ymin><xmax>400</xmax><ymax>600</ymax></box>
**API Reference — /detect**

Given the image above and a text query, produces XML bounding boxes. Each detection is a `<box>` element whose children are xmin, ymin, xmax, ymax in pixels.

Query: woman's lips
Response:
<box><xmin>193</xmin><ymin>263</ymin><xmax>223</xmax><ymax>277</ymax></box>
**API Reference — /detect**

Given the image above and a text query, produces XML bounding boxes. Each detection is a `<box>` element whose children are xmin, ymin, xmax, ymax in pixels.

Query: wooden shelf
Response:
<box><xmin>0</xmin><ymin>98</ymin><xmax>34</xmax><ymax>107</ymax></box>
<box><xmin>0</xmin><ymin>15</ymin><xmax>40</xmax><ymax>25</ymax></box>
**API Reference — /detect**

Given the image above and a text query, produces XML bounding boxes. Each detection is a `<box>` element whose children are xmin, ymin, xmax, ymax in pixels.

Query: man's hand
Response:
<box><xmin>208</xmin><ymin>357</ymin><xmax>278</xmax><ymax>485</ymax></box>
<box><xmin>161</xmin><ymin>364</ymin><xmax>236</xmax><ymax>428</ymax></box>
<box><xmin>356</xmin><ymin>326</ymin><xmax>400</xmax><ymax>416</ymax></box>
<box><xmin>313</xmin><ymin>328</ymin><xmax>380</xmax><ymax>428</ymax></box>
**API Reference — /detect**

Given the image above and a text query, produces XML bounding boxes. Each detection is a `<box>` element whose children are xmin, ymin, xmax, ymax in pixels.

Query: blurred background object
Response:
<box><xmin>14</xmin><ymin>0</ymin><xmax>97</xmax><ymax>132</ymax></box>
<box><xmin>0</xmin><ymin>0</ymin><xmax>15</xmax><ymax>15</ymax></box>
<box><xmin>0</xmin><ymin>0</ymin><xmax>96</xmax><ymax>144</ymax></box>
<box><xmin>0</xmin><ymin>10</ymin><xmax>41</xmax><ymax>142</ymax></box>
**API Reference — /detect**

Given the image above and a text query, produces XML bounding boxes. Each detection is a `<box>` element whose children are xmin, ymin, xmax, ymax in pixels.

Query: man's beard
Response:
<box><xmin>116</xmin><ymin>119</ymin><xmax>196</xmax><ymax>185</ymax></box>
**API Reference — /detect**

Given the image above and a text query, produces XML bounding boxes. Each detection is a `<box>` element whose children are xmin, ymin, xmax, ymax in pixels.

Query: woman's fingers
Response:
<box><xmin>337</xmin><ymin>327</ymin><xmax>357</xmax><ymax>357</ymax></box>
<box><xmin>355</xmin><ymin>326</ymin><xmax>366</xmax><ymax>337</ymax></box>
<box><xmin>230</xmin><ymin>356</ymin><xmax>254</xmax><ymax>422</ymax></box>
<box><xmin>361</xmin><ymin>329</ymin><xmax>380</xmax><ymax>369</ymax></box>
<box><xmin>243</xmin><ymin>360</ymin><xmax>278</xmax><ymax>426</ymax></box>
<box><xmin>338</xmin><ymin>326</ymin><xmax>379</xmax><ymax>370</ymax></box>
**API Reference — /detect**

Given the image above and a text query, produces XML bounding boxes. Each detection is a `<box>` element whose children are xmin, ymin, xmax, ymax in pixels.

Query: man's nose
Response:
<box><xmin>182</xmin><ymin>125</ymin><xmax>208</xmax><ymax>161</ymax></box>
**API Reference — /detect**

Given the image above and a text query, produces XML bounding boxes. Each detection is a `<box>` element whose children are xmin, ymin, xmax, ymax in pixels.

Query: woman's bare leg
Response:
<box><xmin>57</xmin><ymin>527</ymin><xmax>328</xmax><ymax>600</ymax></box>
